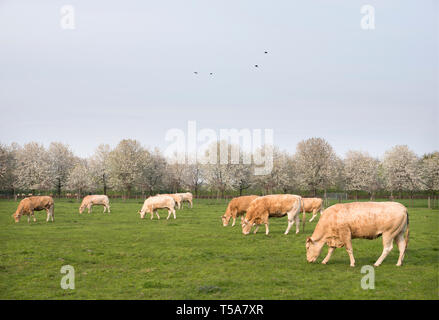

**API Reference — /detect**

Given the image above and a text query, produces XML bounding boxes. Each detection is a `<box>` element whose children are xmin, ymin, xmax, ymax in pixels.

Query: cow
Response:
<box><xmin>138</xmin><ymin>195</ymin><xmax>176</xmax><ymax>220</ymax></box>
<box><xmin>222</xmin><ymin>195</ymin><xmax>259</xmax><ymax>227</ymax></box>
<box><xmin>306</xmin><ymin>202</ymin><xmax>409</xmax><ymax>267</ymax></box>
<box><xmin>176</xmin><ymin>192</ymin><xmax>193</xmax><ymax>208</ymax></box>
<box><xmin>242</xmin><ymin>194</ymin><xmax>302</xmax><ymax>235</ymax></box>
<box><xmin>13</xmin><ymin>196</ymin><xmax>54</xmax><ymax>223</ymax></box>
<box><xmin>79</xmin><ymin>195</ymin><xmax>111</xmax><ymax>214</ymax></box>
<box><xmin>300</xmin><ymin>197</ymin><xmax>324</xmax><ymax>231</ymax></box>
<box><xmin>156</xmin><ymin>194</ymin><xmax>182</xmax><ymax>210</ymax></box>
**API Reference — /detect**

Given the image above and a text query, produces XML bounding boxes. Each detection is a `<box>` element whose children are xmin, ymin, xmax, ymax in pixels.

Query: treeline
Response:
<box><xmin>0</xmin><ymin>138</ymin><xmax>438</xmax><ymax>201</ymax></box>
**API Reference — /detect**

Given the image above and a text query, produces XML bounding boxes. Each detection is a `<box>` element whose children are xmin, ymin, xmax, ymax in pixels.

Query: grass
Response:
<box><xmin>0</xmin><ymin>198</ymin><xmax>438</xmax><ymax>300</ymax></box>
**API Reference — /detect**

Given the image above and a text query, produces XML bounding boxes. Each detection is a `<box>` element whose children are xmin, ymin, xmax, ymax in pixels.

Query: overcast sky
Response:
<box><xmin>0</xmin><ymin>0</ymin><xmax>438</xmax><ymax>159</ymax></box>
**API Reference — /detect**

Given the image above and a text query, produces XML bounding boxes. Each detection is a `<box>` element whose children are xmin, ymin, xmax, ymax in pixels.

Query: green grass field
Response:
<box><xmin>0</xmin><ymin>198</ymin><xmax>438</xmax><ymax>299</ymax></box>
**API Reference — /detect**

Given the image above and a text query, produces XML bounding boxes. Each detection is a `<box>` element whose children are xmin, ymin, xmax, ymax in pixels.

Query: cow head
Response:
<box><xmin>79</xmin><ymin>204</ymin><xmax>86</xmax><ymax>214</ymax></box>
<box><xmin>241</xmin><ymin>219</ymin><xmax>254</xmax><ymax>235</ymax></box>
<box><xmin>138</xmin><ymin>210</ymin><xmax>146</xmax><ymax>219</ymax></box>
<box><xmin>13</xmin><ymin>212</ymin><xmax>21</xmax><ymax>223</ymax></box>
<box><xmin>306</xmin><ymin>237</ymin><xmax>324</xmax><ymax>263</ymax></box>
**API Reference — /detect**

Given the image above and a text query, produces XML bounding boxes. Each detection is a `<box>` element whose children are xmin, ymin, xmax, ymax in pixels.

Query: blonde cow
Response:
<box><xmin>222</xmin><ymin>195</ymin><xmax>259</xmax><ymax>227</ymax></box>
<box><xmin>138</xmin><ymin>195</ymin><xmax>176</xmax><ymax>220</ymax></box>
<box><xmin>301</xmin><ymin>197</ymin><xmax>324</xmax><ymax>231</ymax></box>
<box><xmin>79</xmin><ymin>195</ymin><xmax>111</xmax><ymax>214</ymax></box>
<box><xmin>157</xmin><ymin>194</ymin><xmax>182</xmax><ymax>210</ymax></box>
<box><xmin>302</xmin><ymin>198</ymin><xmax>324</xmax><ymax>222</ymax></box>
<box><xmin>13</xmin><ymin>196</ymin><xmax>55</xmax><ymax>223</ymax></box>
<box><xmin>176</xmin><ymin>192</ymin><xmax>193</xmax><ymax>208</ymax></box>
<box><xmin>306</xmin><ymin>202</ymin><xmax>409</xmax><ymax>267</ymax></box>
<box><xmin>242</xmin><ymin>194</ymin><xmax>302</xmax><ymax>236</ymax></box>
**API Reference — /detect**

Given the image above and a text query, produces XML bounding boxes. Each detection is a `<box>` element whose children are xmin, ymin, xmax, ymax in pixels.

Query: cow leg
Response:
<box><xmin>265</xmin><ymin>223</ymin><xmax>269</xmax><ymax>235</ymax></box>
<box><xmin>309</xmin><ymin>209</ymin><xmax>317</xmax><ymax>222</ymax></box>
<box><xmin>103</xmin><ymin>205</ymin><xmax>106</xmax><ymax>213</ymax></box>
<box><xmin>150</xmin><ymin>211</ymin><xmax>154</xmax><ymax>220</ymax></box>
<box><xmin>156</xmin><ymin>210</ymin><xmax>160</xmax><ymax>220</ymax></box>
<box><xmin>344</xmin><ymin>237</ymin><xmax>355</xmax><ymax>267</ymax></box>
<box><xmin>395</xmin><ymin>232</ymin><xmax>406</xmax><ymax>266</ymax></box>
<box><xmin>27</xmin><ymin>215</ymin><xmax>30</xmax><ymax>223</ymax></box>
<box><xmin>284</xmin><ymin>209</ymin><xmax>298</xmax><ymax>235</ymax></box>
<box><xmin>322</xmin><ymin>247</ymin><xmax>335</xmax><ymax>264</ymax></box>
<box><xmin>374</xmin><ymin>233</ymin><xmax>394</xmax><ymax>267</ymax></box>
<box><xmin>88</xmin><ymin>204</ymin><xmax>91</xmax><ymax>214</ymax></box>
<box><xmin>46</xmin><ymin>209</ymin><xmax>50</xmax><ymax>222</ymax></box>
<box><xmin>32</xmin><ymin>211</ymin><xmax>36</xmax><ymax>222</ymax></box>
<box><xmin>295</xmin><ymin>211</ymin><xmax>300</xmax><ymax>234</ymax></box>
<box><xmin>190</xmin><ymin>200</ymin><xmax>193</xmax><ymax>208</ymax></box>
<box><xmin>253</xmin><ymin>225</ymin><xmax>260</xmax><ymax>234</ymax></box>
<box><xmin>108</xmin><ymin>205</ymin><xmax>111</xmax><ymax>213</ymax></box>
<box><xmin>284</xmin><ymin>218</ymin><xmax>294</xmax><ymax>235</ymax></box>
<box><xmin>231</xmin><ymin>210</ymin><xmax>237</xmax><ymax>227</ymax></box>
<box><xmin>172</xmin><ymin>208</ymin><xmax>176</xmax><ymax>219</ymax></box>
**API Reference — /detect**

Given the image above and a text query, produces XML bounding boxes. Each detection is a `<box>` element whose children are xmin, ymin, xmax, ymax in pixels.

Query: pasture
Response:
<box><xmin>0</xmin><ymin>198</ymin><xmax>437</xmax><ymax>299</ymax></box>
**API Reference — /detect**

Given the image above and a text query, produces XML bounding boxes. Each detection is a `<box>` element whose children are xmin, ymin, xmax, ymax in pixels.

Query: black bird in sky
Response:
<box><xmin>254</xmin><ymin>64</ymin><xmax>259</xmax><ymax>68</ymax></box>
<box><xmin>194</xmin><ymin>72</ymin><xmax>198</xmax><ymax>74</ymax></box>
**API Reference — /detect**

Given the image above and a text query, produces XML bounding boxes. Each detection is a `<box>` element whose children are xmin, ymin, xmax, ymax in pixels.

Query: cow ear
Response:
<box><xmin>306</xmin><ymin>237</ymin><xmax>314</xmax><ymax>244</ymax></box>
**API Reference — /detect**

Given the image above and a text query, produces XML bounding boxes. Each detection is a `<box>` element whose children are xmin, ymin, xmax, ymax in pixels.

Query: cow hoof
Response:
<box><xmin>350</xmin><ymin>264</ymin><xmax>355</xmax><ymax>267</ymax></box>
<box><xmin>373</xmin><ymin>263</ymin><xmax>380</xmax><ymax>267</ymax></box>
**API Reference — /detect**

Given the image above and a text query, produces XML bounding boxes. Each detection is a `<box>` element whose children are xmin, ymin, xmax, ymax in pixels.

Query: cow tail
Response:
<box><xmin>302</xmin><ymin>209</ymin><xmax>306</xmax><ymax>232</ymax></box>
<box><xmin>404</xmin><ymin>212</ymin><xmax>409</xmax><ymax>250</ymax></box>
<box><xmin>295</xmin><ymin>197</ymin><xmax>304</xmax><ymax>232</ymax></box>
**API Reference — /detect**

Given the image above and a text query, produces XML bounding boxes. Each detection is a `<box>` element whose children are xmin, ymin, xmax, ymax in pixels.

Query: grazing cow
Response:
<box><xmin>176</xmin><ymin>192</ymin><xmax>193</xmax><ymax>208</ymax></box>
<box><xmin>79</xmin><ymin>195</ymin><xmax>111</xmax><ymax>214</ymax></box>
<box><xmin>242</xmin><ymin>194</ymin><xmax>302</xmax><ymax>235</ymax></box>
<box><xmin>13</xmin><ymin>196</ymin><xmax>54</xmax><ymax>223</ymax></box>
<box><xmin>306</xmin><ymin>202</ymin><xmax>409</xmax><ymax>267</ymax></box>
<box><xmin>138</xmin><ymin>195</ymin><xmax>176</xmax><ymax>220</ymax></box>
<box><xmin>156</xmin><ymin>194</ymin><xmax>182</xmax><ymax>210</ymax></box>
<box><xmin>222</xmin><ymin>195</ymin><xmax>259</xmax><ymax>227</ymax></box>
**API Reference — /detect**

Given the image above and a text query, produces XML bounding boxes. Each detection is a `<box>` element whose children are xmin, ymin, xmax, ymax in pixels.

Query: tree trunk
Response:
<box><xmin>103</xmin><ymin>174</ymin><xmax>107</xmax><ymax>195</ymax></box>
<box><xmin>57</xmin><ymin>179</ymin><xmax>61</xmax><ymax>198</ymax></box>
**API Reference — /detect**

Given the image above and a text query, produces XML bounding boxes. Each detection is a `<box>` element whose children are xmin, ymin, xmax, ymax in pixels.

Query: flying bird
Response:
<box><xmin>264</xmin><ymin>51</ymin><xmax>268</xmax><ymax>54</ymax></box>
<box><xmin>194</xmin><ymin>72</ymin><xmax>198</xmax><ymax>74</ymax></box>
<box><xmin>254</xmin><ymin>64</ymin><xmax>259</xmax><ymax>68</ymax></box>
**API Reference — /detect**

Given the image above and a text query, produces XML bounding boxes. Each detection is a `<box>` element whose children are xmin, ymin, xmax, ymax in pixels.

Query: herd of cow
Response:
<box><xmin>11</xmin><ymin>192</ymin><xmax>409</xmax><ymax>267</ymax></box>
